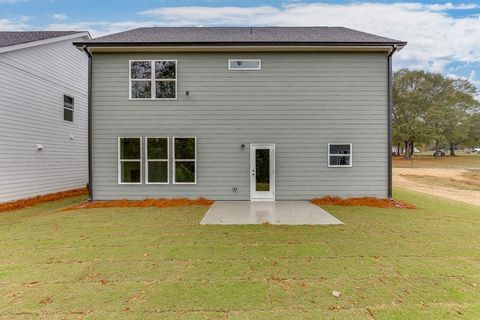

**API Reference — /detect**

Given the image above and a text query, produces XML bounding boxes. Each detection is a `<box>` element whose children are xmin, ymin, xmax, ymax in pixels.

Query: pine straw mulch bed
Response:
<box><xmin>311</xmin><ymin>196</ymin><xmax>416</xmax><ymax>209</ymax></box>
<box><xmin>0</xmin><ymin>188</ymin><xmax>88</xmax><ymax>213</ymax></box>
<box><xmin>63</xmin><ymin>198</ymin><xmax>214</xmax><ymax>211</ymax></box>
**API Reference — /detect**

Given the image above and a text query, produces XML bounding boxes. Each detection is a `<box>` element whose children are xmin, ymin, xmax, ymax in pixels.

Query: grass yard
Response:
<box><xmin>393</xmin><ymin>153</ymin><xmax>480</xmax><ymax>169</ymax></box>
<box><xmin>1</xmin><ymin>189</ymin><xmax>480</xmax><ymax>319</ymax></box>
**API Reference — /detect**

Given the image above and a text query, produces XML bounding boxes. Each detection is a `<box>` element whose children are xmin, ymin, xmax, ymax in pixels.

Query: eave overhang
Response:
<box><xmin>74</xmin><ymin>41</ymin><xmax>407</xmax><ymax>53</ymax></box>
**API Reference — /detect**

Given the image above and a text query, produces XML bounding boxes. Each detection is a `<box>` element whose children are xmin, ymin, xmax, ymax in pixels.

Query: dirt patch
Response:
<box><xmin>400</xmin><ymin>174</ymin><xmax>480</xmax><ymax>191</ymax></box>
<box><xmin>0</xmin><ymin>188</ymin><xmax>87</xmax><ymax>213</ymax></box>
<box><xmin>462</xmin><ymin>171</ymin><xmax>480</xmax><ymax>181</ymax></box>
<box><xmin>394</xmin><ymin>168</ymin><xmax>480</xmax><ymax>206</ymax></box>
<box><xmin>63</xmin><ymin>198</ymin><xmax>214</xmax><ymax>211</ymax></box>
<box><xmin>311</xmin><ymin>196</ymin><xmax>415</xmax><ymax>209</ymax></box>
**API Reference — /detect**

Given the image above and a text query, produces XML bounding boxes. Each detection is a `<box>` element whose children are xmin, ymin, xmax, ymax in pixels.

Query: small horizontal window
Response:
<box><xmin>130</xmin><ymin>60</ymin><xmax>177</xmax><ymax>100</ymax></box>
<box><xmin>63</xmin><ymin>95</ymin><xmax>74</xmax><ymax>122</ymax></box>
<box><xmin>328</xmin><ymin>144</ymin><xmax>352</xmax><ymax>167</ymax></box>
<box><xmin>228</xmin><ymin>59</ymin><xmax>261</xmax><ymax>70</ymax></box>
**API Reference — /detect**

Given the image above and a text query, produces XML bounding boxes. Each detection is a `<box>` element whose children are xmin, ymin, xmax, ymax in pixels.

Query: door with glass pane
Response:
<box><xmin>250</xmin><ymin>144</ymin><xmax>275</xmax><ymax>201</ymax></box>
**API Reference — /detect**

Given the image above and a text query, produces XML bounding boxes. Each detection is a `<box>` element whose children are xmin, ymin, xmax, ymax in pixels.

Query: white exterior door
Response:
<box><xmin>250</xmin><ymin>144</ymin><xmax>275</xmax><ymax>201</ymax></box>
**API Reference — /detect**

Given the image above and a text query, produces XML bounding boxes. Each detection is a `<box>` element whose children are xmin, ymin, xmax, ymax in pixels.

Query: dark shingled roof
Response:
<box><xmin>77</xmin><ymin>27</ymin><xmax>406</xmax><ymax>47</ymax></box>
<box><xmin>0</xmin><ymin>31</ymin><xmax>85</xmax><ymax>48</ymax></box>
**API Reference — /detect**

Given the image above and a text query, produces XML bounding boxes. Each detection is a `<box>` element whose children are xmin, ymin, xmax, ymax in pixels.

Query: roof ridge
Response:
<box><xmin>76</xmin><ymin>26</ymin><xmax>406</xmax><ymax>47</ymax></box>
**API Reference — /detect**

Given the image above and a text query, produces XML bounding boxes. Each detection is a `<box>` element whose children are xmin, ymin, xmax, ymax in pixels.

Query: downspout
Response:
<box><xmin>387</xmin><ymin>45</ymin><xmax>398</xmax><ymax>198</ymax></box>
<box><xmin>83</xmin><ymin>45</ymin><xmax>93</xmax><ymax>201</ymax></box>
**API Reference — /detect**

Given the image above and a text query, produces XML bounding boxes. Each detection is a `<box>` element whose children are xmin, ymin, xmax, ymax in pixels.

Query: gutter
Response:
<box><xmin>83</xmin><ymin>45</ymin><xmax>93</xmax><ymax>201</ymax></box>
<box><xmin>74</xmin><ymin>41</ymin><xmax>408</xmax><ymax>48</ymax></box>
<box><xmin>387</xmin><ymin>45</ymin><xmax>399</xmax><ymax>198</ymax></box>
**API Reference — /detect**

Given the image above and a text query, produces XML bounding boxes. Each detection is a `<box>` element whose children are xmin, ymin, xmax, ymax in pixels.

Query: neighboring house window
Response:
<box><xmin>63</xmin><ymin>95</ymin><xmax>74</xmax><ymax>122</ymax></box>
<box><xmin>130</xmin><ymin>60</ymin><xmax>177</xmax><ymax>100</ymax></box>
<box><xmin>173</xmin><ymin>137</ymin><xmax>197</xmax><ymax>184</ymax></box>
<box><xmin>146</xmin><ymin>137</ymin><xmax>169</xmax><ymax>184</ymax></box>
<box><xmin>328</xmin><ymin>144</ymin><xmax>352</xmax><ymax>167</ymax></box>
<box><xmin>118</xmin><ymin>137</ymin><xmax>142</xmax><ymax>184</ymax></box>
<box><xmin>228</xmin><ymin>59</ymin><xmax>261</xmax><ymax>70</ymax></box>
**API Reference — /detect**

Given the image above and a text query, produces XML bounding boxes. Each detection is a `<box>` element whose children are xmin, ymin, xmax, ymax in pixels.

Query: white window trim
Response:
<box><xmin>145</xmin><ymin>137</ymin><xmax>170</xmax><ymax>185</ymax></box>
<box><xmin>118</xmin><ymin>137</ymin><xmax>143</xmax><ymax>184</ymax></box>
<box><xmin>173</xmin><ymin>136</ymin><xmax>197</xmax><ymax>185</ymax></box>
<box><xmin>228</xmin><ymin>59</ymin><xmax>261</xmax><ymax>71</ymax></box>
<box><xmin>129</xmin><ymin>60</ymin><xmax>178</xmax><ymax>101</ymax></box>
<box><xmin>328</xmin><ymin>143</ymin><xmax>353</xmax><ymax>168</ymax></box>
<box><xmin>63</xmin><ymin>94</ymin><xmax>74</xmax><ymax>123</ymax></box>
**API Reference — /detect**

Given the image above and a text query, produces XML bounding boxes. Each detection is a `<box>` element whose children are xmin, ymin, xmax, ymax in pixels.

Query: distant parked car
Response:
<box><xmin>433</xmin><ymin>149</ymin><xmax>446</xmax><ymax>157</ymax></box>
<box><xmin>473</xmin><ymin>147</ymin><xmax>480</xmax><ymax>154</ymax></box>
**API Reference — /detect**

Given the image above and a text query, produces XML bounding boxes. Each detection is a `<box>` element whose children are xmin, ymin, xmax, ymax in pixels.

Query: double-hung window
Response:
<box><xmin>130</xmin><ymin>60</ymin><xmax>177</xmax><ymax>100</ymax></box>
<box><xmin>173</xmin><ymin>137</ymin><xmax>197</xmax><ymax>184</ymax></box>
<box><xmin>63</xmin><ymin>95</ymin><xmax>74</xmax><ymax>122</ymax></box>
<box><xmin>118</xmin><ymin>137</ymin><xmax>142</xmax><ymax>184</ymax></box>
<box><xmin>328</xmin><ymin>144</ymin><xmax>352</xmax><ymax>167</ymax></box>
<box><xmin>146</xmin><ymin>137</ymin><xmax>169</xmax><ymax>184</ymax></box>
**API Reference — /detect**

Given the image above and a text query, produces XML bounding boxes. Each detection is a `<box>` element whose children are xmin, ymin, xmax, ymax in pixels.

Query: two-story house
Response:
<box><xmin>0</xmin><ymin>31</ymin><xmax>90</xmax><ymax>203</ymax></box>
<box><xmin>75</xmin><ymin>27</ymin><xmax>406</xmax><ymax>201</ymax></box>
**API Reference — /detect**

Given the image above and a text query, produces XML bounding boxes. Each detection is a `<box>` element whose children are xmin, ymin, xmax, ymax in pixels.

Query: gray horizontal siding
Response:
<box><xmin>92</xmin><ymin>51</ymin><xmax>388</xmax><ymax>200</ymax></box>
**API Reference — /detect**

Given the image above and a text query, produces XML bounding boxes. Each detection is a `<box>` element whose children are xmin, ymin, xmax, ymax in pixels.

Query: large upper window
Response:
<box><xmin>328</xmin><ymin>144</ymin><xmax>352</xmax><ymax>167</ymax></box>
<box><xmin>146</xmin><ymin>137</ymin><xmax>169</xmax><ymax>184</ymax></box>
<box><xmin>63</xmin><ymin>95</ymin><xmax>74</xmax><ymax>122</ymax></box>
<box><xmin>118</xmin><ymin>137</ymin><xmax>142</xmax><ymax>184</ymax></box>
<box><xmin>130</xmin><ymin>60</ymin><xmax>177</xmax><ymax>100</ymax></box>
<box><xmin>173</xmin><ymin>137</ymin><xmax>197</xmax><ymax>184</ymax></box>
<box><xmin>228</xmin><ymin>59</ymin><xmax>261</xmax><ymax>71</ymax></box>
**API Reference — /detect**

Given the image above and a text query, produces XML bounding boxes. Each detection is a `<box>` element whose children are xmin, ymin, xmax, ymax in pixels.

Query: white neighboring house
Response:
<box><xmin>0</xmin><ymin>31</ymin><xmax>90</xmax><ymax>203</ymax></box>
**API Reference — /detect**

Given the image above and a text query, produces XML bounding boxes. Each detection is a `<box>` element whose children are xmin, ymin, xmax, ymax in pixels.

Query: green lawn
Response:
<box><xmin>1</xmin><ymin>189</ymin><xmax>480</xmax><ymax>319</ymax></box>
<box><xmin>393</xmin><ymin>153</ymin><xmax>480</xmax><ymax>169</ymax></box>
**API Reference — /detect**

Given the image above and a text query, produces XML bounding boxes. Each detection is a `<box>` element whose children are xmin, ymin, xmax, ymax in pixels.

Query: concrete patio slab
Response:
<box><xmin>200</xmin><ymin>201</ymin><xmax>343</xmax><ymax>225</ymax></box>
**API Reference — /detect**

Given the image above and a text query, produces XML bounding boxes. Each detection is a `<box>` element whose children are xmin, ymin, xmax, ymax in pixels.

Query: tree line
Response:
<box><xmin>393</xmin><ymin>69</ymin><xmax>480</xmax><ymax>158</ymax></box>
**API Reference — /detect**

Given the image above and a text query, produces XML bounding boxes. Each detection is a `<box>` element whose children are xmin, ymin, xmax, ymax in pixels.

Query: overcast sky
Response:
<box><xmin>1</xmin><ymin>0</ymin><xmax>479</xmax><ymax>89</ymax></box>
